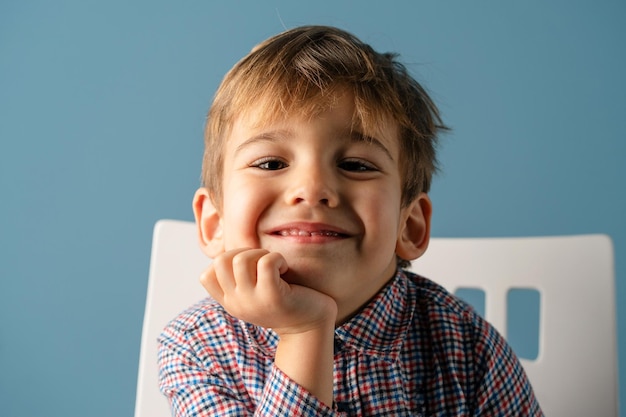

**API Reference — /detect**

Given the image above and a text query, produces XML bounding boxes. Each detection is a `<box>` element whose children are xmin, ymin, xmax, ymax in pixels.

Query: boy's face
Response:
<box><xmin>197</xmin><ymin>93</ymin><xmax>431</xmax><ymax>318</ymax></box>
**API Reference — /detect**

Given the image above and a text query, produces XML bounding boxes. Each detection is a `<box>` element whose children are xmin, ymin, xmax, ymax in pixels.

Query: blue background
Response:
<box><xmin>1</xmin><ymin>1</ymin><xmax>624</xmax><ymax>415</ymax></box>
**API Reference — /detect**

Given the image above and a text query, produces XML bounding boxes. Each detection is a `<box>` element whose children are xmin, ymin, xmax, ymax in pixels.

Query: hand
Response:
<box><xmin>200</xmin><ymin>248</ymin><xmax>337</xmax><ymax>335</ymax></box>
<box><xmin>200</xmin><ymin>248</ymin><xmax>337</xmax><ymax>405</ymax></box>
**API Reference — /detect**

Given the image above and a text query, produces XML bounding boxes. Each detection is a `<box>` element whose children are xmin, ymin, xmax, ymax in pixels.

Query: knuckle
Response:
<box><xmin>231</xmin><ymin>250</ymin><xmax>253</xmax><ymax>266</ymax></box>
<box><xmin>256</xmin><ymin>253</ymin><xmax>274</xmax><ymax>270</ymax></box>
<box><xmin>212</xmin><ymin>253</ymin><xmax>231</xmax><ymax>272</ymax></box>
<box><xmin>258</xmin><ymin>251</ymin><xmax>282</xmax><ymax>271</ymax></box>
<box><xmin>199</xmin><ymin>266</ymin><xmax>214</xmax><ymax>285</ymax></box>
<box><xmin>231</xmin><ymin>251</ymin><xmax>249</xmax><ymax>268</ymax></box>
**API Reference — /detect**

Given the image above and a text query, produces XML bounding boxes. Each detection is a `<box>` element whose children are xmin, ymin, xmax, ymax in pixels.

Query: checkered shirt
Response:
<box><xmin>158</xmin><ymin>270</ymin><xmax>543</xmax><ymax>416</ymax></box>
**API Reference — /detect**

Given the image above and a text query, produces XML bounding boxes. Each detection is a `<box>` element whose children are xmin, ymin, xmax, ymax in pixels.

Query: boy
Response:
<box><xmin>158</xmin><ymin>25</ymin><xmax>543</xmax><ymax>416</ymax></box>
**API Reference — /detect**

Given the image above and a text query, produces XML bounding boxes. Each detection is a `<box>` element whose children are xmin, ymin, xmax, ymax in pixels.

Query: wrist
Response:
<box><xmin>274</xmin><ymin>295</ymin><xmax>338</xmax><ymax>337</ymax></box>
<box><xmin>274</xmin><ymin>319</ymin><xmax>336</xmax><ymax>406</ymax></box>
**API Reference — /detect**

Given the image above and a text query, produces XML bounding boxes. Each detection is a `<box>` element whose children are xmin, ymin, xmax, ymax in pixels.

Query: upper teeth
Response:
<box><xmin>278</xmin><ymin>229</ymin><xmax>340</xmax><ymax>237</ymax></box>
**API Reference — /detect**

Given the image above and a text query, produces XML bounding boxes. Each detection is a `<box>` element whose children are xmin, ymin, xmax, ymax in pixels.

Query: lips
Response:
<box><xmin>267</xmin><ymin>222</ymin><xmax>351</xmax><ymax>239</ymax></box>
<box><xmin>276</xmin><ymin>229</ymin><xmax>344</xmax><ymax>237</ymax></box>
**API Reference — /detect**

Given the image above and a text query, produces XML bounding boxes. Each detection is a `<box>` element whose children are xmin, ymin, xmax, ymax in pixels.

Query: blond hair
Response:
<box><xmin>202</xmin><ymin>25</ymin><xmax>447</xmax><ymax>207</ymax></box>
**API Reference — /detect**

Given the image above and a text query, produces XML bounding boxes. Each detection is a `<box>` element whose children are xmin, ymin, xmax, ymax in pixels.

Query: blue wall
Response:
<box><xmin>1</xmin><ymin>1</ymin><xmax>624</xmax><ymax>415</ymax></box>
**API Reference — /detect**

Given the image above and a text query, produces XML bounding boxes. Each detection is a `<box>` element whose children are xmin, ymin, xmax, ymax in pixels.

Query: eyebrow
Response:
<box><xmin>234</xmin><ymin>130</ymin><xmax>290</xmax><ymax>155</ymax></box>
<box><xmin>348</xmin><ymin>131</ymin><xmax>395</xmax><ymax>162</ymax></box>
<box><xmin>235</xmin><ymin>129</ymin><xmax>395</xmax><ymax>162</ymax></box>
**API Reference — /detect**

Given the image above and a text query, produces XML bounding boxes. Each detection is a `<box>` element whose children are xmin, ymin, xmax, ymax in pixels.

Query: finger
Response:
<box><xmin>256</xmin><ymin>252</ymin><xmax>289</xmax><ymax>294</ymax></box>
<box><xmin>211</xmin><ymin>248</ymin><xmax>251</xmax><ymax>294</ymax></box>
<box><xmin>199</xmin><ymin>263</ymin><xmax>224</xmax><ymax>302</ymax></box>
<box><xmin>231</xmin><ymin>248</ymin><xmax>270</xmax><ymax>291</ymax></box>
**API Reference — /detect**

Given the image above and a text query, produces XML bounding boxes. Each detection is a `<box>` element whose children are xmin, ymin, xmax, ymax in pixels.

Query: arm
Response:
<box><xmin>158</xmin><ymin>325</ymin><xmax>253</xmax><ymax>416</ymax></box>
<box><xmin>202</xmin><ymin>248</ymin><xmax>337</xmax><ymax>405</ymax></box>
<box><xmin>158</xmin><ymin>308</ymin><xmax>334</xmax><ymax>417</ymax></box>
<box><xmin>274</xmin><ymin>324</ymin><xmax>335</xmax><ymax>406</ymax></box>
<box><xmin>158</xmin><ymin>296</ymin><xmax>338</xmax><ymax>417</ymax></box>
<box><xmin>195</xmin><ymin>248</ymin><xmax>337</xmax><ymax>414</ymax></box>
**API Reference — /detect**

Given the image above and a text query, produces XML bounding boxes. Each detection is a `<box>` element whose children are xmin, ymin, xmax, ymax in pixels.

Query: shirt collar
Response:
<box><xmin>334</xmin><ymin>270</ymin><xmax>414</xmax><ymax>357</ymax></box>
<box><xmin>244</xmin><ymin>270</ymin><xmax>414</xmax><ymax>358</ymax></box>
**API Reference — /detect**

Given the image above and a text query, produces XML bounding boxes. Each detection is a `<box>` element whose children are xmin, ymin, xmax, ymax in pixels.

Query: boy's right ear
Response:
<box><xmin>192</xmin><ymin>187</ymin><xmax>224</xmax><ymax>258</ymax></box>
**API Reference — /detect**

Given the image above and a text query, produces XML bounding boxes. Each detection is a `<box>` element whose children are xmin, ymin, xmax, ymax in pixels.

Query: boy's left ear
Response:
<box><xmin>396</xmin><ymin>193</ymin><xmax>432</xmax><ymax>261</ymax></box>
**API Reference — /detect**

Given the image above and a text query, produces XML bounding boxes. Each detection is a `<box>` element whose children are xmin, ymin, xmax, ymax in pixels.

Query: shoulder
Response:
<box><xmin>402</xmin><ymin>269</ymin><xmax>505</xmax><ymax>352</ymax></box>
<box><xmin>403</xmin><ymin>269</ymin><xmax>477</xmax><ymax>322</ymax></box>
<box><xmin>158</xmin><ymin>298</ymin><xmax>248</xmax><ymax>357</ymax></box>
<box><xmin>159</xmin><ymin>298</ymin><xmax>278</xmax><ymax>358</ymax></box>
<box><xmin>402</xmin><ymin>269</ymin><xmax>522</xmax><ymax>374</ymax></box>
<box><xmin>401</xmin><ymin>270</ymin><xmax>541</xmax><ymax>414</ymax></box>
<box><xmin>163</xmin><ymin>297</ymin><xmax>237</xmax><ymax>335</ymax></box>
<box><xmin>158</xmin><ymin>298</ymin><xmax>242</xmax><ymax>344</ymax></box>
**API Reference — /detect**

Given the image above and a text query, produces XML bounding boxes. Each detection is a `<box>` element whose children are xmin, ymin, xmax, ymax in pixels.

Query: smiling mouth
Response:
<box><xmin>274</xmin><ymin>229</ymin><xmax>346</xmax><ymax>238</ymax></box>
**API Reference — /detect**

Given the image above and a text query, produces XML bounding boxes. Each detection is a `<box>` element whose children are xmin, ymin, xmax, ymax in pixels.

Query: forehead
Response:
<box><xmin>228</xmin><ymin>89</ymin><xmax>399</xmax><ymax>146</ymax></box>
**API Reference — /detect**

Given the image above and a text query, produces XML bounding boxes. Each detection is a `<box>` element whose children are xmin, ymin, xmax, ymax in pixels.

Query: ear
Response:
<box><xmin>192</xmin><ymin>187</ymin><xmax>224</xmax><ymax>258</ymax></box>
<box><xmin>396</xmin><ymin>193</ymin><xmax>432</xmax><ymax>261</ymax></box>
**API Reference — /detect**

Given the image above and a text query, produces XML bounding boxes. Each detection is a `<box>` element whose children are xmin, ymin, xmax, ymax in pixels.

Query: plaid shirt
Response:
<box><xmin>158</xmin><ymin>270</ymin><xmax>543</xmax><ymax>416</ymax></box>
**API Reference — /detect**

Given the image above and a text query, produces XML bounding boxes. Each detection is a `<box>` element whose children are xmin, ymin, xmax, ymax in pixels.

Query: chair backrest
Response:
<box><xmin>411</xmin><ymin>234</ymin><xmax>617</xmax><ymax>417</ymax></box>
<box><xmin>135</xmin><ymin>219</ymin><xmax>618</xmax><ymax>417</ymax></box>
<box><xmin>135</xmin><ymin>220</ymin><xmax>209</xmax><ymax>417</ymax></box>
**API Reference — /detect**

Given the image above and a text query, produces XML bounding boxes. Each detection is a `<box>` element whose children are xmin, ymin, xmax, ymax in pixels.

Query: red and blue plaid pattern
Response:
<box><xmin>159</xmin><ymin>270</ymin><xmax>543</xmax><ymax>416</ymax></box>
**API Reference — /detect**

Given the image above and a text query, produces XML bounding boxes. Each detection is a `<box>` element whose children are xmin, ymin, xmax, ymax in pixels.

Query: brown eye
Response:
<box><xmin>338</xmin><ymin>159</ymin><xmax>377</xmax><ymax>172</ymax></box>
<box><xmin>251</xmin><ymin>157</ymin><xmax>288</xmax><ymax>170</ymax></box>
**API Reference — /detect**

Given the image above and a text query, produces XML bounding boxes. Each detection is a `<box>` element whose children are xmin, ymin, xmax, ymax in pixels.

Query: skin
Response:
<box><xmin>193</xmin><ymin>92</ymin><xmax>432</xmax><ymax>407</ymax></box>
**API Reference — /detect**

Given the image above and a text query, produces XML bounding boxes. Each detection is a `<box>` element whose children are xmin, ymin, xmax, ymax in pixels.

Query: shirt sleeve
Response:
<box><xmin>157</xmin><ymin>310</ymin><xmax>339</xmax><ymax>417</ymax></box>
<box><xmin>257</xmin><ymin>366</ymin><xmax>338</xmax><ymax>416</ymax></box>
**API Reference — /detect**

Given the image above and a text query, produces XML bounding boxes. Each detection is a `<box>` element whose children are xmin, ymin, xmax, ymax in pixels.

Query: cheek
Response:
<box><xmin>359</xmin><ymin>186</ymin><xmax>403</xmax><ymax>240</ymax></box>
<box><xmin>221</xmin><ymin>179</ymin><xmax>272</xmax><ymax>248</ymax></box>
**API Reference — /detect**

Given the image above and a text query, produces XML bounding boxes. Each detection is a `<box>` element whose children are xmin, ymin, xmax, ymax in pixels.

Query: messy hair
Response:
<box><xmin>202</xmin><ymin>25</ymin><xmax>447</xmax><ymax>208</ymax></box>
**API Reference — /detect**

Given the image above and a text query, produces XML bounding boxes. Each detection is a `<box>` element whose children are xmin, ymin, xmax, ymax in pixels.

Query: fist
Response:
<box><xmin>200</xmin><ymin>248</ymin><xmax>337</xmax><ymax>334</ymax></box>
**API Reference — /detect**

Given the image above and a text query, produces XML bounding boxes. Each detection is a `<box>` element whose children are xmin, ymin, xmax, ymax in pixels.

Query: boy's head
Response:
<box><xmin>202</xmin><ymin>25</ymin><xmax>447</xmax><ymax>209</ymax></box>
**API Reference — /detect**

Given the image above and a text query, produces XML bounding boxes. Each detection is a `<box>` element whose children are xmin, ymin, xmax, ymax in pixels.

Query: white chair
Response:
<box><xmin>135</xmin><ymin>219</ymin><xmax>618</xmax><ymax>417</ymax></box>
<box><xmin>411</xmin><ymin>234</ymin><xmax>618</xmax><ymax>417</ymax></box>
<box><xmin>135</xmin><ymin>220</ymin><xmax>209</xmax><ymax>417</ymax></box>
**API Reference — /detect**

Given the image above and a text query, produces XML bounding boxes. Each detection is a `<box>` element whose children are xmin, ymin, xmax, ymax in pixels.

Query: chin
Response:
<box><xmin>281</xmin><ymin>261</ymin><xmax>334</xmax><ymax>288</ymax></box>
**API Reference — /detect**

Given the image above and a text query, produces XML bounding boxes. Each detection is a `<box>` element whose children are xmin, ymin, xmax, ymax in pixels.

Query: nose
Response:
<box><xmin>284</xmin><ymin>162</ymin><xmax>339</xmax><ymax>208</ymax></box>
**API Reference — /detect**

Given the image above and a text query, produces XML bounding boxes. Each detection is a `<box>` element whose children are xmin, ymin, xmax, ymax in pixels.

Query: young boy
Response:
<box><xmin>158</xmin><ymin>25</ymin><xmax>543</xmax><ymax>416</ymax></box>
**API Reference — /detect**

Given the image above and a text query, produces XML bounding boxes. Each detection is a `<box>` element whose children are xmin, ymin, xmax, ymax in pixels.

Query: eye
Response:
<box><xmin>250</xmin><ymin>157</ymin><xmax>288</xmax><ymax>171</ymax></box>
<box><xmin>338</xmin><ymin>158</ymin><xmax>378</xmax><ymax>172</ymax></box>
